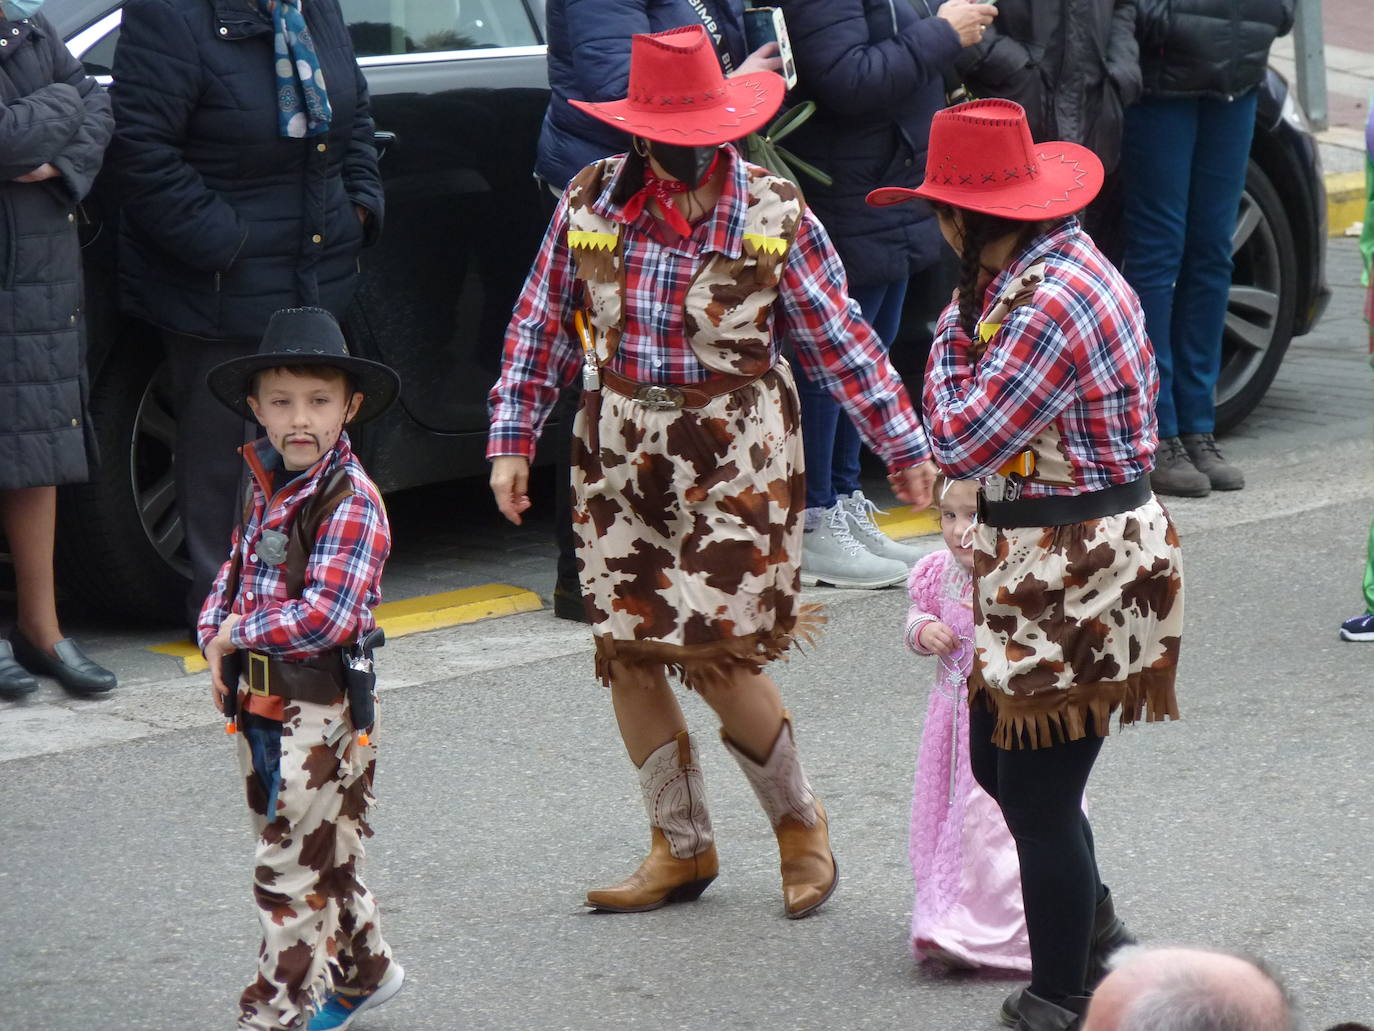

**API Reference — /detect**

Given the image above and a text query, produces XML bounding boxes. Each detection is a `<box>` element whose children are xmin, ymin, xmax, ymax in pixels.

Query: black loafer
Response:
<box><xmin>0</xmin><ymin>640</ymin><xmax>39</xmax><ymax>700</ymax></box>
<box><xmin>11</xmin><ymin>632</ymin><xmax>117</xmax><ymax>696</ymax></box>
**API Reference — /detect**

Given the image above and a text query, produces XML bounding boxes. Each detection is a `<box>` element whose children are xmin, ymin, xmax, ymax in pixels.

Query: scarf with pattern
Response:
<box><xmin>259</xmin><ymin>0</ymin><xmax>332</xmax><ymax>138</ymax></box>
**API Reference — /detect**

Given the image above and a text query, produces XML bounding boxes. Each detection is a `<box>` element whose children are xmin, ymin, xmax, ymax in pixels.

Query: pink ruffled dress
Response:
<box><xmin>904</xmin><ymin>548</ymin><xmax>1030</xmax><ymax>971</ymax></box>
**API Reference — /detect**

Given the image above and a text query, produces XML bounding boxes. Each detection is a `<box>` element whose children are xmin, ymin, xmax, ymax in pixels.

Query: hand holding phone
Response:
<box><xmin>938</xmin><ymin>0</ymin><xmax>997</xmax><ymax>47</ymax></box>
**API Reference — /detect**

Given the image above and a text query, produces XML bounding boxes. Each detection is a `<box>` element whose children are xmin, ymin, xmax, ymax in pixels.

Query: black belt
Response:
<box><xmin>978</xmin><ymin>477</ymin><xmax>1152</xmax><ymax>528</ymax></box>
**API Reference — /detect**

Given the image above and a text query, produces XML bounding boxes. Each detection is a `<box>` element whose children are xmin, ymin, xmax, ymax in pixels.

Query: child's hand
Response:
<box><xmin>490</xmin><ymin>456</ymin><xmax>532</xmax><ymax>525</ymax></box>
<box><xmin>919</xmin><ymin>620</ymin><xmax>959</xmax><ymax>656</ymax></box>
<box><xmin>205</xmin><ymin>614</ymin><xmax>241</xmax><ymax>703</ymax></box>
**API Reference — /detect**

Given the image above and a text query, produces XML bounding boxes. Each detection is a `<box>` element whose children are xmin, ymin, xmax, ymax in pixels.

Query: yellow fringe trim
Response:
<box><xmin>742</xmin><ymin>232</ymin><xmax>788</xmax><ymax>255</ymax></box>
<box><xmin>568</xmin><ymin>229</ymin><xmax>619</xmax><ymax>251</ymax></box>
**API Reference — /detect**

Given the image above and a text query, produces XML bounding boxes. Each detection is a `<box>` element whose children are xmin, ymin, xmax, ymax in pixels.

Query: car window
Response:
<box><xmin>78</xmin><ymin>24</ymin><xmax>119</xmax><ymax>76</ymax></box>
<box><xmin>342</xmin><ymin>0</ymin><xmax>539</xmax><ymax>57</ymax></box>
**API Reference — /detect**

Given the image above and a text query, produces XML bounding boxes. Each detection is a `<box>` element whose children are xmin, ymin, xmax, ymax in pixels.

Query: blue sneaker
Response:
<box><xmin>1340</xmin><ymin>613</ymin><xmax>1374</xmax><ymax>642</ymax></box>
<box><xmin>309</xmin><ymin>962</ymin><xmax>405</xmax><ymax>1030</ymax></box>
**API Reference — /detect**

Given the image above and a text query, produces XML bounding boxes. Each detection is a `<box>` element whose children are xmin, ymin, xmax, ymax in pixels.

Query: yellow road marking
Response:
<box><xmin>1326</xmin><ymin>171</ymin><xmax>1366</xmax><ymax>238</ymax></box>
<box><xmin>873</xmin><ymin>505</ymin><xmax>940</xmax><ymax>541</ymax></box>
<box><xmin>150</xmin><ymin>583</ymin><xmax>544</xmax><ymax>675</ymax></box>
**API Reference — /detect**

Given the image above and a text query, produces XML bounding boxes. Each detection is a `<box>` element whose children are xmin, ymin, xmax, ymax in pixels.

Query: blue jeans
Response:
<box><xmin>1121</xmin><ymin>91</ymin><xmax>1258</xmax><ymax>439</ymax></box>
<box><xmin>792</xmin><ymin>279</ymin><xmax>908</xmax><ymax>510</ymax></box>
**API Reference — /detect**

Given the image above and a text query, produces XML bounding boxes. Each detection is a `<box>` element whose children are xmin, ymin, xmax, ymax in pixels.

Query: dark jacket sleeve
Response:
<box><xmin>953</xmin><ymin>24</ymin><xmax>1035</xmax><ymax>91</ymax></box>
<box><xmin>785</xmin><ymin>0</ymin><xmax>962</xmax><ymax>119</ymax></box>
<box><xmin>1134</xmin><ymin>0</ymin><xmax>1169</xmax><ymax>49</ymax></box>
<box><xmin>563</xmin><ymin>0</ymin><xmax>651</xmax><ymax>102</ymax></box>
<box><xmin>345</xmin><ymin>61</ymin><xmax>385</xmax><ymax>245</ymax></box>
<box><xmin>0</xmin><ymin>82</ymin><xmax>83</xmax><ymax>181</ymax></box>
<box><xmin>44</xmin><ymin>19</ymin><xmax>114</xmax><ymax>204</ymax></box>
<box><xmin>1276</xmin><ymin>0</ymin><xmax>1294</xmax><ymax>37</ymax></box>
<box><xmin>1106</xmin><ymin>0</ymin><xmax>1142</xmax><ymax>106</ymax></box>
<box><xmin>109</xmin><ymin>0</ymin><xmax>248</xmax><ymax>272</ymax></box>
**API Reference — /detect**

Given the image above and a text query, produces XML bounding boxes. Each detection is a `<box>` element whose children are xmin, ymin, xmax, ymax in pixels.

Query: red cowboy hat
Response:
<box><xmin>569</xmin><ymin>25</ymin><xmax>784</xmax><ymax>146</ymax></box>
<box><xmin>866</xmin><ymin>99</ymin><xmax>1104</xmax><ymax>220</ymax></box>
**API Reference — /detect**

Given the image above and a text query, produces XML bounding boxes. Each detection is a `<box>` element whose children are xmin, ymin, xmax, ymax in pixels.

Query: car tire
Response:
<box><xmin>57</xmin><ymin>341</ymin><xmax>190</xmax><ymax>624</ymax></box>
<box><xmin>1214</xmin><ymin>160</ymin><xmax>1298</xmax><ymax>433</ymax></box>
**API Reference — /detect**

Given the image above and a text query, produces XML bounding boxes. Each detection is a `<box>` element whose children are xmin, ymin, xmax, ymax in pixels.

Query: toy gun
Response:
<box><xmin>344</xmin><ymin>627</ymin><xmax>385</xmax><ymax>746</ymax></box>
<box><xmin>221</xmin><ymin>650</ymin><xmax>242</xmax><ymax>735</ymax></box>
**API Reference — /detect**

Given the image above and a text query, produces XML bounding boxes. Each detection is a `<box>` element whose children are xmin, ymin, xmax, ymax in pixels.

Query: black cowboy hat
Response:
<box><xmin>206</xmin><ymin>307</ymin><xmax>401</xmax><ymax>424</ymax></box>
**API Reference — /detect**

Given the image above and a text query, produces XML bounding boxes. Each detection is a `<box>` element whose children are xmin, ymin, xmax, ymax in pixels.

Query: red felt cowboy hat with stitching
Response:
<box><xmin>569</xmin><ymin>24</ymin><xmax>784</xmax><ymax>146</ymax></box>
<box><xmin>867</xmin><ymin>99</ymin><xmax>1104</xmax><ymax>220</ymax></box>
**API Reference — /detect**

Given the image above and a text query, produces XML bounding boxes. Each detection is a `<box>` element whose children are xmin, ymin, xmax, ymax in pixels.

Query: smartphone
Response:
<box><xmin>743</xmin><ymin>7</ymin><xmax>799</xmax><ymax>89</ymax></box>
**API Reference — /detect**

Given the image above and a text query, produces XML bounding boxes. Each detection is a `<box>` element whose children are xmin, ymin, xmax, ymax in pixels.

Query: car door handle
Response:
<box><xmin>373</xmin><ymin>130</ymin><xmax>398</xmax><ymax>157</ymax></box>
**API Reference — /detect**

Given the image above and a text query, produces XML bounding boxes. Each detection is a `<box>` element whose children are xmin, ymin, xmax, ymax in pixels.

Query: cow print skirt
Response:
<box><xmin>968</xmin><ymin>496</ymin><xmax>1183</xmax><ymax>749</ymax></box>
<box><xmin>570</xmin><ymin>362</ymin><xmax>823</xmax><ymax>692</ymax></box>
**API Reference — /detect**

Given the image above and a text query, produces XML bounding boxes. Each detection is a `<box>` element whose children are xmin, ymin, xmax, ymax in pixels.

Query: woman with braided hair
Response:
<box><xmin>870</xmin><ymin>99</ymin><xmax>1184</xmax><ymax>1031</ymax></box>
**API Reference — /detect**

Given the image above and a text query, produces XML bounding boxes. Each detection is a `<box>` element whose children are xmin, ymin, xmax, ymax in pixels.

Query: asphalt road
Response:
<box><xmin>3</xmin><ymin>241</ymin><xmax>1373</xmax><ymax>1031</ymax></box>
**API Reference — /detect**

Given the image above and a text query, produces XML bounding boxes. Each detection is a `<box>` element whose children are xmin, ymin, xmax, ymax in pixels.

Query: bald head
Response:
<box><xmin>1082</xmin><ymin>947</ymin><xmax>1295</xmax><ymax>1031</ymax></box>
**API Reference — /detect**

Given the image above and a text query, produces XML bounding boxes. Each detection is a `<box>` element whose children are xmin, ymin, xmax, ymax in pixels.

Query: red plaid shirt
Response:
<box><xmin>197</xmin><ymin>433</ymin><xmax>390</xmax><ymax>662</ymax></box>
<box><xmin>923</xmin><ymin>221</ymin><xmax>1158</xmax><ymax>497</ymax></box>
<box><xmin>488</xmin><ymin>146</ymin><xmax>928</xmax><ymax>470</ymax></box>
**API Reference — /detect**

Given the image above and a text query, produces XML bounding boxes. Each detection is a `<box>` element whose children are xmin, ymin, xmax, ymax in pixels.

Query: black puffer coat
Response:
<box><xmin>1136</xmin><ymin>0</ymin><xmax>1293</xmax><ymax>99</ymax></box>
<box><xmin>952</xmin><ymin>0</ymin><xmax>1141</xmax><ymax>173</ymax></box>
<box><xmin>779</xmin><ymin>0</ymin><xmax>962</xmax><ymax>287</ymax></box>
<box><xmin>109</xmin><ymin>0</ymin><xmax>384</xmax><ymax>340</ymax></box>
<box><xmin>0</xmin><ymin>13</ymin><xmax>112</xmax><ymax>490</ymax></box>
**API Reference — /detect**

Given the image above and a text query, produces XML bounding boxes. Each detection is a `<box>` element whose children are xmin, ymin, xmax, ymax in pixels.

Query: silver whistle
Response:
<box><xmin>581</xmin><ymin>352</ymin><xmax>601</xmax><ymax>392</ymax></box>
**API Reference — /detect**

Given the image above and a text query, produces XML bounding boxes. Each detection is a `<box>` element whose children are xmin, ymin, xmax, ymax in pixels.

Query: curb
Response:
<box><xmin>874</xmin><ymin>505</ymin><xmax>941</xmax><ymax>541</ymax></box>
<box><xmin>1327</xmin><ymin>170</ymin><xmax>1366</xmax><ymax>237</ymax></box>
<box><xmin>150</xmin><ymin>583</ymin><xmax>544</xmax><ymax>674</ymax></box>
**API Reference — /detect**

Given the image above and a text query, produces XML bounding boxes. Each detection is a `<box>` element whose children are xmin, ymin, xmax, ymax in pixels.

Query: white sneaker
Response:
<box><xmin>840</xmin><ymin>490</ymin><xmax>928</xmax><ymax>564</ymax></box>
<box><xmin>800</xmin><ymin>503</ymin><xmax>909</xmax><ymax>589</ymax></box>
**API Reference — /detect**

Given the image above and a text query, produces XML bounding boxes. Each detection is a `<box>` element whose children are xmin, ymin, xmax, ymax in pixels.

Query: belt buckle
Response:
<box><xmin>247</xmin><ymin>652</ymin><xmax>270</xmax><ymax>697</ymax></box>
<box><xmin>635</xmin><ymin>385</ymin><xmax>683</xmax><ymax>410</ymax></box>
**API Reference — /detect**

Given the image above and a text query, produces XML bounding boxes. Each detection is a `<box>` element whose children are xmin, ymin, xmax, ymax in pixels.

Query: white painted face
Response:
<box><xmin>938</xmin><ymin>480</ymin><xmax>978</xmax><ymax>571</ymax></box>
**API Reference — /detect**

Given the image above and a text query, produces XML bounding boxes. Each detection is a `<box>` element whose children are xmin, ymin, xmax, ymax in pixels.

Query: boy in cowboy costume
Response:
<box><xmin>199</xmin><ymin>307</ymin><xmax>404</xmax><ymax>1031</ymax></box>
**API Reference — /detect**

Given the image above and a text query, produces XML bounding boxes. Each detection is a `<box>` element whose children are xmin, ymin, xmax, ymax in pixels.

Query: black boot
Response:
<box><xmin>1015</xmin><ymin>991</ymin><xmax>1089</xmax><ymax>1031</ymax></box>
<box><xmin>1086</xmin><ymin>887</ymin><xmax>1136</xmax><ymax>988</ymax></box>
<box><xmin>999</xmin><ymin>888</ymin><xmax>1136</xmax><ymax>1026</ymax></box>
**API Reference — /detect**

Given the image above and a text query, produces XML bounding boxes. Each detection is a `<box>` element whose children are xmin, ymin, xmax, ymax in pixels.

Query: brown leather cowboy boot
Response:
<box><xmin>722</xmin><ymin>712</ymin><xmax>838</xmax><ymax>919</ymax></box>
<box><xmin>585</xmin><ymin>731</ymin><xmax>718</xmax><ymax>913</ymax></box>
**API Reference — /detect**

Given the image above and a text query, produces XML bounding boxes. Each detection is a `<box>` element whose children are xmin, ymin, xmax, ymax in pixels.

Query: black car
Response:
<box><xmin>45</xmin><ymin>0</ymin><xmax>1327</xmax><ymax>620</ymax></box>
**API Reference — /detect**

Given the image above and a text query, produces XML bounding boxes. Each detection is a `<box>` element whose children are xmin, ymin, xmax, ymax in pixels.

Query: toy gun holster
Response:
<box><xmin>344</xmin><ymin>627</ymin><xmax>385</xmax><ymax>740</ymax></box>
<box><xmin>221</xmin><ymin>651</ymin><xmax>243</xmax><ymax>733</ymax></box>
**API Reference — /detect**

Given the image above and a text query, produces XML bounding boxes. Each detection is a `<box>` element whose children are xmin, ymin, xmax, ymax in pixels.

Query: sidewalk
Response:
<box><xmin>1269</xmin><ymin>0</ymin><xmax>1371</xmax><ymax>232</ymax></box>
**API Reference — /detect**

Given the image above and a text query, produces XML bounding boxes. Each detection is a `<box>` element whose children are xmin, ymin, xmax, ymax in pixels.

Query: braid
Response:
<box><xmin>955</xmin><ymin>211</ymin><xmax>999</xmax><ymax>338</ymax></box>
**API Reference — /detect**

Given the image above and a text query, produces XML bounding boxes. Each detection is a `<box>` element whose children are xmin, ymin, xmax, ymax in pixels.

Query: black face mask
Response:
<box><xmin>646</xmin><ymin>141</ymin><xmax>719</xmax><ymax>187</ymax></box>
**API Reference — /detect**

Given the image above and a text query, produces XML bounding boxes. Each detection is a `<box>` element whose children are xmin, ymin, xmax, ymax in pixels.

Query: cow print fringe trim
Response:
<box><xmin>594</xmin><ymin>603</ymin><xmax>826</xmax><ymax>694</ymax></box>
<box><xmin>968</xmin><ymin>667</ymin><xmax>1180</xmax><ymax>750</ymax></box>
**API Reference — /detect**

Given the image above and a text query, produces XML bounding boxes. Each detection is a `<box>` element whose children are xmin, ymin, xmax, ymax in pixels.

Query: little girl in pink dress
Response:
<box><xmin>903</xmin><ymin>479</ymin><xmax>1030</xmax><ymax>971</ymax></box>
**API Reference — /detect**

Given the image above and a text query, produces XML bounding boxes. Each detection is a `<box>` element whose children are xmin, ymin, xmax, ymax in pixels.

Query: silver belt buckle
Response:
<box><xmin>635</xmin><ymin>385</ymin><xmax>684</xmax><ymax>410</ymax></box>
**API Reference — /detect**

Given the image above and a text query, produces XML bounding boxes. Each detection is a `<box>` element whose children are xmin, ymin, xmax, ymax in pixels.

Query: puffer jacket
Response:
<box><xmin>1136</xmin><ymin>0</ymin><xmax>1293</xmax><ymax>99</ymax></box>
<box><xmin>536</xmin><ymin>0</ymin><xmax>748</xmax><ymax>189</ymax></box>
<box><xmin>778</xmin><ymin>0</ymin><xmax>962</xmax><ymax>286</ymax></box>
<box><xmin>109</xmin><ymin>0</ymin><xmax>384</xmax><ymax>341</ymax></box>
<box><xmin>951</xmin><ymin>0</ymin><xmax>1141</xmax><ymax>173</ymax></box>
<box><xmin>0</xmin><ymin>12</ymin><xmax>112</xmax><ymax>490</ymax></box>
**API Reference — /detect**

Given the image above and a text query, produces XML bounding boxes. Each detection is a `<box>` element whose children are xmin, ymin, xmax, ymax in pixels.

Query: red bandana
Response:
<box><xmin>621</xmin><ymin>152</ymin><xmax>719</xmax><ymax>240</ymax></box>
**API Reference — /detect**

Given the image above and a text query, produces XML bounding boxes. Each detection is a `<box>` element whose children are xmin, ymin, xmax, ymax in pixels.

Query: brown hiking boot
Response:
<box><xmin>1150</xmin><ymin>436</ymin><xmax>1210</xmax><ymax>497</ymax></box>
<box><xmin>1180</xmin><ymin>432</ymin><xmax>1245</xmax><ymax>491</ymax></box>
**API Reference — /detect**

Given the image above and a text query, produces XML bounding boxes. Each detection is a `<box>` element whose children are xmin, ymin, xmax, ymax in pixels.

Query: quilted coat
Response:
<box><xmin>0</xmin><ymin>12</ymin><xmax>112</xmax><ymax>489</ymax></box>
<box><xmin>109</xmin><ymin>0</ymin><xmax>384</xmax><ymax>341</ymax></box>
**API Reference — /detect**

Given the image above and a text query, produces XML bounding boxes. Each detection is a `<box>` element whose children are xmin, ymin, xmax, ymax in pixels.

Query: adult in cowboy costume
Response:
<box><xmin>870</xmin><ymin>100</ymin><xmax>1184</xmax><ymax>1030</ymax></box>
<box><xmin>489</xmin><ymin>25</ymin><xmax>935</xmax><ymax>919</ymax></box>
